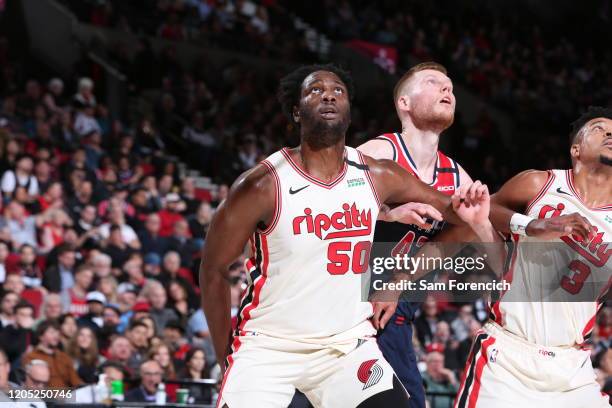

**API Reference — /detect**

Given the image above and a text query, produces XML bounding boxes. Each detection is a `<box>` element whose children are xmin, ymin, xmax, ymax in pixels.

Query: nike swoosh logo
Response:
<box><xmin>556</xmin><ymin>187</ymin><xmax>571</xmax><ymax>196</ymax></box>
<box><xmin>289</xmin><ymin>185</ymin><xmax>310</xmax><ymax>195</ymax></box>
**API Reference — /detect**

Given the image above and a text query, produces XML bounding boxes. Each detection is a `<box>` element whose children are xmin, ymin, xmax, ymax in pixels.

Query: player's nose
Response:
<box><xmin>321</xmin><ymin>88</ymin><xmax>336</xmax><ymax>102</ymax></box>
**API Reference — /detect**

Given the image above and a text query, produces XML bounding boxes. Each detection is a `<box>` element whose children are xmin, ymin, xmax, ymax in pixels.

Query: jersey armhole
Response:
<box><xmin>356</xmin><ymin>151</ymin><xmax>382</xmax><ymax>209</ymax></box>
<box><xmin>374</xmin><ymin>136</ymin><xmax>398</xmax><ymax>162</ymax></box>
<box><xmin>258</xmin><ymin>160</ymin><xmax>282</xmax><ymax>235</ymax></box>
<box><xmin>525</xmin><ymin>170</ymin><xmax>555</xmax><ymax>215</ymax></box>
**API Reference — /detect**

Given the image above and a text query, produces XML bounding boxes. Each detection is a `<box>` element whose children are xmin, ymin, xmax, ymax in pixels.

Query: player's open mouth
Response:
<box><xmin>440</xmin><ymin>97</ymin><xmax>452</xmax><ymax>105</ymax></box>
<box><xmin>320</xmin><ymin>108</ymin><xmax>338</xmax><ymax>119</ymax></box>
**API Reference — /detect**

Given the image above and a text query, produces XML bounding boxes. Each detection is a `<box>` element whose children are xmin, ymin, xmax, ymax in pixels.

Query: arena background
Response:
<box><xmin>0</xmin><ymin>0</ymin><xmax>610</xmax><ymax>407</ymax></box>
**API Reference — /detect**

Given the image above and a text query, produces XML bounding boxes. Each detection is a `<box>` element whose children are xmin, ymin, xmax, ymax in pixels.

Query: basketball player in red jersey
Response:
<box><xmin>358</xmin><ymin>61</ymin><xmax>468</xmax><ymax>408</ymax></box>
<box><xmin>200</xmin><ymin>64</ymin><xmax>495</xmax><ymax>408</ymax></box>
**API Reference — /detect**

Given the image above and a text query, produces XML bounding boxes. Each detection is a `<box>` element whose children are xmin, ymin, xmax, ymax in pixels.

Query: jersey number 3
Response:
<box><xmin>327</xmin><ymin>241</ymin><xmax>372</xmax><ymax>274</ymax></box>
<box><xmin>561</xmin><ymin>259</ymin><xmax>591</xmax><ymax>294</ymax></box>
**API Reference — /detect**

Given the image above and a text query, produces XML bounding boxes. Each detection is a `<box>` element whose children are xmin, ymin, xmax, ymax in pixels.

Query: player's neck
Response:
<box><xmin>400</xmin><ymin>122</ymin><xmax>440</xmax><ymax>170</ymax></box>
<box><xmin>295</xmin><ymin>141</ymin><xmax>346</xmax><ymax>183</ymax></box>
<box><xmin>572</xmin><ymin>163</ymin><xmax>612</xmax><ymax>207</ymax></box>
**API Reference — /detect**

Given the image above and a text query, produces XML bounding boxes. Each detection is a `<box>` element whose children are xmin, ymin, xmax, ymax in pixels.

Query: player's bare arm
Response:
<box><xmin>491</xmin><ymin>169</ymin><xmax>594</xmax><ymax>240</ymax></box>
<box><xmin>199</xmin><ymin>164</ymin><xmax>275</xmax><ymax>369</ymax></box>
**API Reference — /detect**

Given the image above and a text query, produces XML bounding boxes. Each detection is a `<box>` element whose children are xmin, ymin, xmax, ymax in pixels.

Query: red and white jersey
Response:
<box><xmin>490</xmin><ymin>169</ymin><xmax>611</xmax><ymax>347</ymax></box>
<box><xmin>236</xmin><ymin>147</ymin><xmax>381</xmax><ymax>343</ymax></box>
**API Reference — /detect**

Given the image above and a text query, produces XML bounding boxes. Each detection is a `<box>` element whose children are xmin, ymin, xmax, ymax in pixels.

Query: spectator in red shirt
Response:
<box><xmin>157</xmin><ymin>193</ymin><xmax>185</xmax><ymax>237</ymax></box>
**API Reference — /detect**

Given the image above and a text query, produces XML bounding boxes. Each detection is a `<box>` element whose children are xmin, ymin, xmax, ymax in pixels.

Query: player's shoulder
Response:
<box><xmin>357</xmin><ymin>133</ymin><xmax>398</xmax><ymax>161</ymax></box>
<box><xmin>229</xmin><ymin>162</ymin><xmax>276</xmax><ymax>199</ymax></box>
<box><xmin>509</xmin><ymin>169</ymin><xmax>552</xmax><ymax>188</ymax></box>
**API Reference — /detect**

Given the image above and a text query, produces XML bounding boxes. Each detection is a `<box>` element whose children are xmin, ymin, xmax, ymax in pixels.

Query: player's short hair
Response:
<box><xmin>277</xmin><ymin>64</ymin><xmax>354</xmax><ymax>122</ymax></box>
<box><xmin>393</xmin><ymin>62</ymin><xmax>448</xmax><ymax>103</ymax></box>
<box><xmin>569</xmin><ymin>106</ymin><xmax>612</xmax><ymax>146</ymax></box>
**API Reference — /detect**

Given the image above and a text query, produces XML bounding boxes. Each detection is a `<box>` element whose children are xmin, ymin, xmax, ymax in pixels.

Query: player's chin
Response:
<box><xmin>599</xmin><ymin>152</ymin><xmax>612</xmax><ymax>166</ymax></box>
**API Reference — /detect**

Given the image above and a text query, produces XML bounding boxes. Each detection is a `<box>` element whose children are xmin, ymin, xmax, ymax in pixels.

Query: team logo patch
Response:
<box><xmin>347</xmin><ymin>177</ymin><xmax>365</xmax><ymax>188</ymax></box>
<box><xmin>357</xmin><ymin>359</ymin><xmax>383</xmax><ymax>390</ymax></box>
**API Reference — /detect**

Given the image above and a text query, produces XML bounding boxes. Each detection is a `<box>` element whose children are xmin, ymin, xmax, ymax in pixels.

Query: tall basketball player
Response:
<box><xmin>358</xmin><ymin>62</ymin><xmax>468</xmax><ymax>408</ymax></box>
<box><xmin>200</xmin><ymin>64</ymin><xmax>493</xmax><ymax>408</ymax></box>
<box><xmin>450</xmin><ymin>107</ymin><xmax>611</xmax><ymax>407</ymax></box>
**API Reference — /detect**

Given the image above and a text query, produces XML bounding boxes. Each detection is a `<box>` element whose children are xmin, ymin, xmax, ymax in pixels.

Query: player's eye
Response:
<box><xmin>334</xmin><ymin>87</ymin><xmax>344</xmax><ymax>94</ymax></box>
<box><xmin>312</xmin><ymin>87</ymin><xmax>322</xmax><ymax>94</ymax></box>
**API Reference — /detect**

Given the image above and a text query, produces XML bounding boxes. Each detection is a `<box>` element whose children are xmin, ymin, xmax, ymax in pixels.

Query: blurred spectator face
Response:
<box><xmin>163</xmin><ymin>252</ymin><xmax>181</xmax><ymax>274</ymax></box>
<box><xmin>46</xmin><ymin>182</ymin><xmax>63</xmax><ymax>200</ymax></box>
<box><xmin>159</xmin><ymin>175</ymin><xmax>173</xmax><ymax>194</ymax></box>
<box><xmin>187</xmin><ymin>349</ymin><xmax>205</xmax><ymax>374</ymax></box>
<box><xmin>78</xmin><ymin>78</ymin><xmax>94</xmax><ymax>99</ymax></box>
<box><xmin>103</xmin><ymin>306</ymin><xmax>120</xmax><ymax>327</ymax></box>
<box><xmin>145</xmin><ymin>214</ymin><xmax>161</xmax><ymax>234</ymax></box>
<box><xmin>401</xmin><ymin>69</ymin><xmax>455</xmax><ymax>130</ymax></box>
<box><xmin>76</xmin><ymin>327</ymin><xmax>95</xmax><ymax>349</ymax></box>
<box><xmin>163</xmin><ymin>326</ymin><xmax>182</xmax><ymax>347</ymax></box>
<box><xmin>7</xmin><ymin>201</ymin><xmax>26</xmax><ymax>220</ymax></box>
<box><xmin>601</xmin><ymin>349</ymin><xmax>612</xmax><ymax>375</ymax></box>
<box><xmin>36</xmin><ymin>122</ymin><xmax>51</xmax><ymax>139</ymax></box>
<box><xmin>80</xmin><ymin>181</ymin><xmax>93</xmax><ymax>198</ymax></box>
<box><xmin>43</xmin><ymin>294</ymin><xmax>62</xmax><ymax>320</ymax></box>
<box><xmin>173</xmin><ymin>219</ymin><xmax>189</xmax><ymax>238</ymax></box>
<box><xmin>141</xmin><ymin>317</ymin><xmax>156</xmax><ymax>340</ymax></box>
<box><xmin>3</xmin><ymin>275</ymin><xmax>24</xmax><ymax>295</ymax></box>
<box><xmin>181</xmin><ymin>177</ymin><xmax>195</xmax><ymax>195</ymax></box>
<box><xmin>34</xmin><ymin>161</ymin><xmax>51</xmax><ymax>180</ymax></box>
<box><xmin>124</xmin><ymin>258</ymin><xmax>144</xmax><ymax>281</ymax></box>
<box><xmin>24</xmin><ymin>361</ymin><xmax>50</xmax><ymax>390</ymax></box>
<box><xmin>459</xmin><ymin>304</ymin><xmax>473</xmax><ymax>321</ymax></box>
<box><xmin>148</xmin><ymin>285</ymin><xmax>167</xmax><ymax>310</ymax></box>
<box><xmin>128</xmin><ymin>324</ymin><xmax>148</xmax><ymax>349</ymax></box>
<box><xmin>88</xmin><ymin>299</ymin><xmax>104</xmax><ymax>316</ymax></box>
<box><xmin>98</xmin><ymin>277</ymin><xmax>116</xmax><ymax>299</ymax></box>
<box><xmin>15</xmin><ymin>305</ymin><xmax>34</xmax><ymax>329</ymax></box>
<box><xmin>103</xmin><ymin>365</ymin><xmax>124</xmax><ymax>387</ymax></box>
<box><xmin>60</xmin><ymin>316</ymin><xmax>77</xmax><ymax>339</ymax></box>
<box><xmin>143</xmin><ymin>176</ymin><xmax>156</xmax><ymax>191</ymax></box>
<box><xmin>80</xmin><ymin>205</ymin><xmax>97</xmax><ymax>226</ymax></box>
<box><xmin>1</xmin><ymin>292</ymin><xmax>18</xmax><ymax>317</ymax></box>
<box><xmin>40</xmin><ymin>325</ymin><xmax>60</xmax><ymax>349</ymax></box>
<box><xmin>109</xmin><ymin>228</ymin><xmax>124</xmax><ymax>246</ymax></box>
<box><xmin>426</xmin><ymin>351</ymin><xmax>445</xmax><ymax>377</ymax></box>
<box><xmin>140</xmin><ymin>360</ymin><xmax>163</xmax><ymax>394</ymax></box>
<box><xmin>109</xmin><ymin>205</ymin><xmax>125</xmax><ymax>224</ymax></box>
<box><xmin>153</xmin><ymin>344</ymin><xmax>171</xmax><ymax>370</ymax></box>
<box><xmin>168</xmin><ymin>282</ymin><xmax>187</xmax><ymax>302</ymax></box>
<box><xmin>93</xmin><ymin>255</ymin><xmax>112</xmax><ymax>278</ymax></box>
<box><xmin>435</xmin><ymin>321</ymin><xmax>451</xmax><ymax>342</ymax></box>
<box><xmin>109</xmin><ymin>337</ymin><xmax>132</xmax><ymax>361</ymax></box>
<box><xmin>75</xmin><ymin>267</ymin><xmax>94</xmax><ymax>290</ymax></box>
<box><xmin>16</xmin><ymin>157</ymin><xmax>34</xmax><ymax>174</ymax></box>
<box><xmin>58</xmin><ymin>249</ymin><xmax>76</xmax><ymax>269</ymax></box>
<box><xmin>132</xmin><ymin>189</ymin><xmax>148</xmax><ymax>207</ymax></box>
<box><xmin>49</xmin><ymin>78</ymin><xmax>63</xmax><ymax>96</ymax></box>
<box><xmin>19</xmin><ymin>244</ymin><xmax>36</xmax><ymax>265</ymax></box>
<box><xmin>118</xmin><ymin>291</ymin><xmax>137</xmax><ymax>312</ymax></box>
<box><xmin>197</xmin><ymin>202</ymin><xmax>213</xmax><ymax>222</ymax></box>
<box><xmin>63</xmin><ymin>229</ymin><xmax>78</xmax><ymax>245</ymax></box>
<box><xmin>6</xmin><ymin>139</ymin><xmax>20</xmax><ymax>156</ymax></box>
<box><xmin>0</xmin><ymin>242</ymin><xmax>9</xmax><ymax>263</ymax></box>
<box><xmin>35</xmin><ymin>148</ymin><xmax>51</xmax><ymax>162</ymax></box>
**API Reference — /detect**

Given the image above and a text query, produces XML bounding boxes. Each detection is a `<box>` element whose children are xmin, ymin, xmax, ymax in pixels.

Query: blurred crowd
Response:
<box><xmin>0</xmin><ymin>1</ymin><xmax>610</xmax><ymax>407</ymax></box>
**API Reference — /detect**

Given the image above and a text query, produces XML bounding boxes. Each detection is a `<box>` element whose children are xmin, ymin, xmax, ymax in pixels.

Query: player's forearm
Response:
<box><xmin>489</xmin><ymin>202</ymin><xmax>517</xmax><ymax>234</ymax></box>
<box><xmin>200</xmin><ymin>266</ymin><xmax>233</xmax><ymax>367</ymax></box>
<box><xmin>470</xmin><ymin>220</ymin><xmax>502</xmax><ymax>243</ymax></box>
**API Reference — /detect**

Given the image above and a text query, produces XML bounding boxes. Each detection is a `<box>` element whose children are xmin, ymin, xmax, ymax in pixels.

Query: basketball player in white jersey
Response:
<box><xmin>443</xmin><ymin>107</ymin><xmax>611</xmax><ymax>408</ymax></box>
<box><xmin>200</xmin><ymin>64</ymin><xmax>495</xmax><ymax>408</ymax></box>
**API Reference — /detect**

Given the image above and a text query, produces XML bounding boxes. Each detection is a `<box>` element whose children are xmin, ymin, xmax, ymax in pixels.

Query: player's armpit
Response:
<box><xmin>199</xmin><ymin>164</ymin><xmax>276</xmax><ymax>367</ymax></box>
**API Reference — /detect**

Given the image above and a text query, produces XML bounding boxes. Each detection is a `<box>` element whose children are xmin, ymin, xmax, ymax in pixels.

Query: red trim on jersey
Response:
<box><xmin>281</xmin><ymin>148</ymin><xmax>348</xmax><ymax>189</ymax></box>
<box><xmin>566</xmin><ymin>170</ymin><xmax>612</xmax><ymax>210</ymax></box>
<box><xmin>490</xmin><ymin>234</ymin><xmax>519</xmax><ymax>325</ymax></box>
<box><xmin>259</xmin><ymin>160</ymin><xmax>282</xmax><ymax>234</ymax></box>
<box><xmin>357</xmin><ymin>151</ymin><xmax>382</xmax><ymax>208</ymax></box>
<box><xmin>238</xmin><ymin>234</ymin><xmax>269</xmax><ymax>331</ymax></box>
<box><xmin>216</xmin><ymin>336</ymin><xmax>242</xmax><ymax>408</ymax></box>
<box><xmin>467</xmin><ymin>336</ymin><xmax>496</xmax><ymax>408</ymax></box>
<box><xmin>525</xmin><ymin>170</ymin><xmax>555</xmax><ymax>214</ymax></box>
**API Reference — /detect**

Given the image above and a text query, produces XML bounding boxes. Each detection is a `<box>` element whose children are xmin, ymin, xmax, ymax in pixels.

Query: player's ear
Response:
<box><xmin>570</xmin><ymin>143</ymin><xmax>580</xmax><ymax>160</ymax></box>
<box><xmin>292</xmin><ymin>106</ymin><xmax>300</xmax><ymax>123</ymax></box>
<box><xmin>397</xmin><ymin>95</ymin><xmax>410</xmax><ymax>112</ymax></box>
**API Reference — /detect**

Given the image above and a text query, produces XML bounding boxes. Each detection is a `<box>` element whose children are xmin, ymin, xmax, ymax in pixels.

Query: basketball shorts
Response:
<box><xmin>217</xmin><ymin>334</ymin><xmax>407</xmax><ymax>407</ymax></box>
<box><xmin>454</xmin><ymin>322</ymin><xmax>609</xmax><ymax>408</ymax></box>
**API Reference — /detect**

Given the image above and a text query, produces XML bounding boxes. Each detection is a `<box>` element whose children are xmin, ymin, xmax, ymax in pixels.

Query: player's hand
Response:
<box><xmin>526</xmin><ymin>212</ymin><xmax>595</xmax><ymax>241</ymax></box>
<box><xmin>381</xmin><ymin>202</ymin><xmax>443</xmax><ymax>229</ymax></box>
<box><xmin>370</xmin><ymin>300</ymin><xmax>397</xmax><ymax>330</ymax></box>
<box><xmin>451</xmin><ymin>181</ymin><xmax>490</xmax><ymax>226</ymax></box>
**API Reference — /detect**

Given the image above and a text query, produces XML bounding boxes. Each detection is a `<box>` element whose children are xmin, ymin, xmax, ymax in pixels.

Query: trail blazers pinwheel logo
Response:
<box><xmin>357</xmin><ymin>359</ymin><xmax>383</xmax><ymax>390</ymax></box>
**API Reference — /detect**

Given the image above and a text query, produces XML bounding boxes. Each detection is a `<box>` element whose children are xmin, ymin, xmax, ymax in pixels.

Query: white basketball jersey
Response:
<box><xmin>236</xmin><ymin>147</ymin><xmax>381</xmax><ymax>342</ymax></box>
<box><xmin>491</xmin><ymin>169</ymin><xmax>611</xmax><ymax>347</ymax></box>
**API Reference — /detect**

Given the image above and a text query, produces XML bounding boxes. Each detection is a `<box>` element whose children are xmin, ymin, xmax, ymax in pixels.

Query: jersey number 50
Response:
<box><xmin>327</xmin><ymin>241</ymin><xmax>372</xmax><ymax>274</ymax></box>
